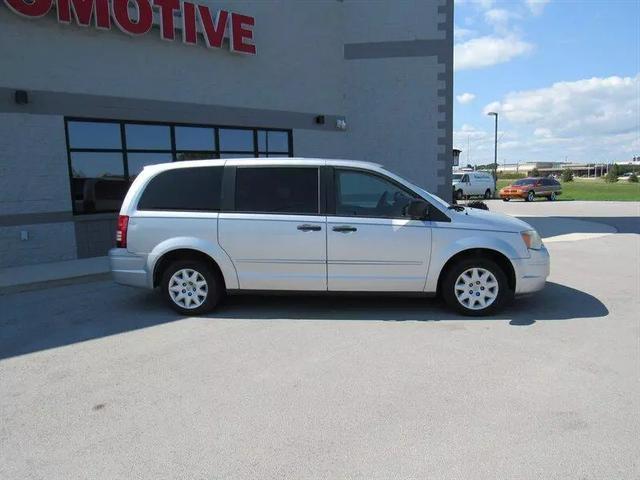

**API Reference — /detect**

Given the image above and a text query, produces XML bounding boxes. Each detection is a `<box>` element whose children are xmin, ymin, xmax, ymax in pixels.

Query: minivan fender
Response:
<box><xmin>147</xmin><ymin>236</ymin><xmax>239</xmax><ymax>289</ymax></box>
<box><xmin>424</xmin><ymin>232</ymin><xmax>523</xmax><ymax>292</ymax></box>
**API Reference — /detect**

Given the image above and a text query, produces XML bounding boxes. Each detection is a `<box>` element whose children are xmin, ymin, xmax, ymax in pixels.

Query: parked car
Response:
<box><xmin>109</xmin><ymin>159</ymin><xmax>549</xmax><ymax>316</ymax></box>
<box><xmin>452</xmin><ymin>171</ymin><xmax>495</xmax><ymax>200</ymax></box>
<box><xmin>618</xmin><ymin>172</ymin><xmax>634</xmax><ymax>181</ymax></box>
<box><xmin>499</xmin><ymin>177</ymin><xmax>562</xmax><ymax>202</ymax></box>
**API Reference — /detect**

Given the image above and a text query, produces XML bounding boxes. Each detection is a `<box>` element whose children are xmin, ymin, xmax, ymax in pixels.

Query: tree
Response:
<box><xmin>561</xmin><ymin>168</ymin><xmax>574</xmax><ymax>182</ymax></box>
<box><xmin>529</xmin><ymin>167</ymin><xmax>540</xmax><ymax>177</ymax></box>
<box><xmin>604</xmin><ymin>169</ymin><xmax>618</xmax><ymax>183</ymax></box>
<box><xmin>629</xmin><ymin>173</ymin><xmax>639</xmax><ymax>183</ymax></box>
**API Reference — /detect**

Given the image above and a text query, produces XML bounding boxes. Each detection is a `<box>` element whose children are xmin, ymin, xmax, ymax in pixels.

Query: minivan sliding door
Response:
<box><xmin>218</xmin><ymin>166</ymin><xmax>327</xmax><ymax>291</ymax></box>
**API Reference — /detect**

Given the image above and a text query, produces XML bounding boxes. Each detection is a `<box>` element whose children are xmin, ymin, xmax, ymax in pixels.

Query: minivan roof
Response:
<box><xmin>141</xmin><ymin>157</ymin><xmax>382</xmax><ymax>172</ymax></box>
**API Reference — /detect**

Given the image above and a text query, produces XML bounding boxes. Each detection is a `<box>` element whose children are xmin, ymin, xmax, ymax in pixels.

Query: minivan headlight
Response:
<box><xmin>521</xmin><ymin>230</ymin><xmax>543</xmax><ymax>250</ymax></box>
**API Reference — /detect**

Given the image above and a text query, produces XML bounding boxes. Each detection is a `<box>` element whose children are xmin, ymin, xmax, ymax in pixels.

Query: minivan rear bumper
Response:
<box><xmin>108</xmin><ymin>248</ymin><xmax>151</xmax><ymax>288</ymax></box>
<box><xmin>512</xmin><ymin>246</ymin><xmax>550</xmax><ymax>295</ymax></box>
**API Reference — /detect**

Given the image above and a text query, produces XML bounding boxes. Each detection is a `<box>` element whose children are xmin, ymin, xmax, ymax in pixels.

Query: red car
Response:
<box><xmin>499</xmin><ymin>177</ymin><xmax>562</xmax><ymax>202</ymax></box>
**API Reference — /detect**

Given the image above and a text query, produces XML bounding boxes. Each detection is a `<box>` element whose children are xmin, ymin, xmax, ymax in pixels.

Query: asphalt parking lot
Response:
<box><xmin>1</xmin><ymin>201</ymin><xmax>639</xmax><ymax>479</ymax></box>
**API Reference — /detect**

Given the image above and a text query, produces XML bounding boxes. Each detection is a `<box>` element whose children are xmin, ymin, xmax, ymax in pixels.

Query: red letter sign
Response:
<box><xmin>57</xmin><ymin>0</ymin><xmax>110</xmax><ymax>29</ymax></box>
<box><xmin>181</xmin><ymin>1</ymin><xmax>197</xmax><ymax>45</ymax></box>
<box><xmin>230</xmin><ymin>12</ymin><xmax>256</xmax><ymax>55</ymax></box>
<box><xmin>112</xmin><ymin>0</ymin><xmax>152</xmax><ymax>36</ymax></box>
<box><xmin>153</xmin><ymin>0</ymin><xmax>179</xmax><ymax>41</ymax></box>
<box><xmin>4</xmin><ymin>0</ymin><xmax>52</xmax><ymax>17</ymax></box>
<box><xmin>198</xmin><ymin>7</ymin><xmax>228</xmax><ymax>49</ymax></box>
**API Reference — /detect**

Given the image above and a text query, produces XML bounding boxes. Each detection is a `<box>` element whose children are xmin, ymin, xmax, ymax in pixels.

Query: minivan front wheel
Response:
<box><xmin>442</xmin><ymin>258</ymin><xmax>512</xmax><ymax>316</ymax></box>
<box><xmin>161</xmin><ymin>260</ymin><xmax>222</xmax><ymax>315</ymax></box>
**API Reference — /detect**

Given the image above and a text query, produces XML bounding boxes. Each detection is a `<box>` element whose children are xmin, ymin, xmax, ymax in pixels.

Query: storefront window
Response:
<box><xmin>219</xmin><ymin>128</ymin><xmax>253</xmax><ymax>152</ymax></box>
<box><xmin>68</xmin><ymin>121</ymin><xmax>121</xmax><ymax>149</ymax></box>
<box><xmin>175</xmin><ymin>127</ymin><xmax>215</xmax><ymax>151</ymax></box>
<box><xmin>65</xmin><ymin>119</ymin><xmax>293</xmax><ymax>214</ymax></box>
<box><xmin>127</xmin><ymin>153</ymin><xmax>173</xmax><ymax>177</ymax></box>
<box><xmin>125</xmin><ymin>124</ymin><xmax>171</xmax><ymax>150</ymax></box>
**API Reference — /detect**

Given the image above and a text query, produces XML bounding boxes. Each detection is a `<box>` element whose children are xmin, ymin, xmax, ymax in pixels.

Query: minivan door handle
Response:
<box><xmin>332</xmin><ymin>225</ymin><xmax>357</xmax><ymax>233</ymax></box>
<box><xmin>297</xmin><ymin>224</ymin><xmax>322</xmax><ymax>232</ymax></box>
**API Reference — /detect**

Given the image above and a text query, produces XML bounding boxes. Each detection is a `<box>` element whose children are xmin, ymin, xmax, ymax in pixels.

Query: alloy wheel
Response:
<box><xmin>454</xmin><ymin>267</ymin><xmax>499</xmax><ymax>310</ymax></box>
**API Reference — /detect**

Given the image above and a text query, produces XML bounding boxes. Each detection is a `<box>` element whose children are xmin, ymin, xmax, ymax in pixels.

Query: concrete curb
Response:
<box><xmin>0</xmin><ymin>273</ymin><xmax>111</xmax><ymax>295</ymax></box>
<box><xmin>0</xmin><ymin>256</ymin><xmax>110</xmax><ymax>295</ymax></box>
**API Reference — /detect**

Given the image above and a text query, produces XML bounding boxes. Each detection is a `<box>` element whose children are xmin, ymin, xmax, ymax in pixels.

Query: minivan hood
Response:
<box><xmin>446</xmin><ymin>207</ymin><xmax>533</xmax><ymax>233</ymax></box>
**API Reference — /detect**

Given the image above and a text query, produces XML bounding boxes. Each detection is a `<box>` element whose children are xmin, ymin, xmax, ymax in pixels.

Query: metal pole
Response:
<box><xmin>493</xmin><ymin>114</ymin><xmax>498</xmax><ymax>182</ymax></box>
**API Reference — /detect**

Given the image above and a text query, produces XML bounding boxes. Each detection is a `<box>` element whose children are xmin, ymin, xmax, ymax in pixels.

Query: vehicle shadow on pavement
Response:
<box><xmin>0</xmin><ymin>281</ymin><xmax>607</xmax><ymax>360</ymax></box>
<box><xmin>211</xmin><ymin>282</ymin><xmax>608</xmax><ymax>326</ymax></box>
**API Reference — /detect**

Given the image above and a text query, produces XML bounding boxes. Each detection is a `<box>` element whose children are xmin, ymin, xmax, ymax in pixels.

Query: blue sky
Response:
<box><xmin>453</xmin><ymin>0</ymin><xmax>639</xmax><ymax>165</ymax></box>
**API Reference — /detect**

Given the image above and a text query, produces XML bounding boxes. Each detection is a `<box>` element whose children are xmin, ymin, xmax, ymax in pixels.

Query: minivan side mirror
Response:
<box><xmin>406</xmin><ymin>199</ymin><xmax>430</xmax><ymax>220</ymax></box>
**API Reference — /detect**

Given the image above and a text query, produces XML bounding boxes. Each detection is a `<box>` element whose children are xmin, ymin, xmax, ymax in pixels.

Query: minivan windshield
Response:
<box><xmin>452</xmin><ymin>173</ymin><xmax>464</xmax><ymax>181</ymax></box>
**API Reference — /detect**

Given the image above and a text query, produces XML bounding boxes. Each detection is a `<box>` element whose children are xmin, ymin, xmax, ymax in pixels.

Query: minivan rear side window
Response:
<box><xmin>235</xmin><ymin>167</ymin><xmax>319</xmax><ymax>214</ymax></box>
<box><xmin>137</xmin><ymin>166</ymin><xmax>223</xmax><ymax>211</ymax></box>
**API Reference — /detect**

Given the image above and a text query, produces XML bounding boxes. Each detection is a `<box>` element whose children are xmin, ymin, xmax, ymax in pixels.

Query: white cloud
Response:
<box><xmin>454</xmin><ymin>26</ymin><xmax>476</xmax><ymax>40</ymax></box>
<box><xmin>525</xmin><ymin>0</ymin><xmax>551</xmax><ymax>15</ymax></box>
<box><xmin>455</xmin><ymin>35</ymin><xmax>533</xmax><ymax>71</ymax></box>
<box><xmin>484</xmin><ymin>8</ymin><xmax>518</xmax><ymax>27</ymax></box>
<box><xmin>477</xmin><ymin>75</ymin><xmax>640</xmax><ymax>163</ymax></box>
<box><xmin>456</xmin><ymin>93</ymin><xmax>476</xmax><ymax>104</ymax></box>
<box><xmin>483</xmin><ymin>75</ymin><xmax>640</xmax><ymax>137</ymax></box>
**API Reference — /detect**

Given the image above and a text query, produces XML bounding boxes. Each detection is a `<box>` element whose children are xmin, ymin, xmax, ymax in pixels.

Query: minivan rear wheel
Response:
<box><xmin>161</xmin><ymin>260</ymin><xmax>222</xmax><ymax>315</ymax></box>
<box><xmin>442</xmin><ymin>258</ymin><xmax>512</xmax><ymax>316</ymax></box>
<box><xmin>484</xmin><ymin>189</ymin><xmax>492</xmax><ymax>199</ymax></box>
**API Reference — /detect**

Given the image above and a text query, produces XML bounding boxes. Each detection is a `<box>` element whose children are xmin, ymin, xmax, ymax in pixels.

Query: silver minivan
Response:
<box><xmin>109</xmin><ymin>159</ymin><xmax>549</xmax><ymax>316</ymax></box>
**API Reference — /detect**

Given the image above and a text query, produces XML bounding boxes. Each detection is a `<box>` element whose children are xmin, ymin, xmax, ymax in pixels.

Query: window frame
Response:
<box><xmin>64</xmin><ymin>117</ymin><xmax>294</xmax><ymax>215</ymax></box>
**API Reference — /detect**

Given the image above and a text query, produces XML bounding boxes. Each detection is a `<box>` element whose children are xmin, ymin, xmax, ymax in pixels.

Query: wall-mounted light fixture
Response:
<box><xmin>315</xmin><ymin>115</ymin><xmax>325</xmax><ymax>125</ymax></box>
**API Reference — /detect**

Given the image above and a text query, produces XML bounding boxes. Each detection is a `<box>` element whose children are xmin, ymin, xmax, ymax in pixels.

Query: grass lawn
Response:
<box><xmin>496</xmin><ymin>178</ymin><xmax>640</xmax><ymax>201</ymax></box>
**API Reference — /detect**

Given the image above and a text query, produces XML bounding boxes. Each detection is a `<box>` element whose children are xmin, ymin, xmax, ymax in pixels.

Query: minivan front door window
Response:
<box><xmin>335</xmin><ymin>169</ymin><xmax>418</xmax><ymax>219</ymax></box>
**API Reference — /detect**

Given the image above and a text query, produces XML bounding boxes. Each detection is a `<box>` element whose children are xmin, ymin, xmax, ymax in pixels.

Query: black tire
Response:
<box><xmin>502</xmin><ymin>198</ymin><xmax>510</xmax><ymax>202</ymax></box>
<box><xmin>548</xmin><ymin>192</ymin><xmax>557</xmax><ymax>201</ymax></box>
<box><xmin>455</xmin><ymin>189</ymin><xmax>464</xmax><ymax>200</ymax></box>
<box><xmin>525</xmin><ymin>190</ymin><xmax>535</xmax><ymax>202</ymax></box>
<box><xmin>484</xmin><ymin>189</ymin><xmax>492</xmax><ymax>199</ymax></box>
<box><xmin>441</xmin><ymin>258</ymin><xmax>513</xmax><ymax>316</ymax></box>
<box><xmin>160</xmin><ymin>260</ymin><xmax>223</xmax><ymax>315</ymax></box>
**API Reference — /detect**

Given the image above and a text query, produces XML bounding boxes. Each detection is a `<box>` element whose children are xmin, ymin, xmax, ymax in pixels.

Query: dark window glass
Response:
<box><xmin>335</xmin><ymin>169</ymin><xmax>418</xmax><ymax>218</ymax></box>
<box><xmin>175</xmin><ymin>127</ymin><xmax>215</xmax><ymax>150</ymax></box>
<box><xmin>137</xmin><ymin>167</ymin><xmax>223</xmax><ymax>211</ymax></box>
<box><xmin>257</xmin><ymin>130</ymin><xmax>289</xmax><ymax>153</ymax></box>
<box><xmin>127</xmin><ymin>153</ymin><xmax>173</xmax><ymax>177</ymax></box>
<box><xmin>257</xmin><ymin>130</ymin><xmax>267</xmax><ymax>151</ymax></box>
<box><xmin>235</xmin><ymin>167</ymin><xmax>318</xmax><ymax>214</ymax></box>
<box><xmin>219</xmin><ymin>129</ymin><xmax>253</xmax><ymax>151</ymax></box>
<box><xmin>220</xmin><ymin>153</ymin><xmax>255</xmax><ymax>159</ymax></box>
<box><xmin>462</xmin><ymin>174</ymin><xmax>469</xmax><ymax>182</ymax></box>
<box><xmin>176</xmin><ymin>152</ymin><xmax>217</xmax><ymax>161</ymax></box>
<box><xmin>68</xmin><ymin>122</ymin><xmax>121</xmax><ymax>149</ymax></box>
<box><xmin>70</xmin><ymin>152</ymin><xmax>127</xmax><ymax>214</ymax></box>
<box><xmin>70</xmin><ymin>152</ymin><xmax>125</xmax><ymax>178</ymax></box>
<box><xmin>125</xmin><ymin>124</ymin><xmax>171</xmax><ymax>150</ymax></box>
<box><xmin>267</xmin><ymin>131</ymin><xmax>289</xmax><ymax>152</ymax></box>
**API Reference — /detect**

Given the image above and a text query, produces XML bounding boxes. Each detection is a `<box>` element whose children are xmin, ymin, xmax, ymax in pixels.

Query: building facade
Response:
<box><xmin>0</xmin><ymin>0</ymin><xmax>453</xmax><ymax>268</ymax></box>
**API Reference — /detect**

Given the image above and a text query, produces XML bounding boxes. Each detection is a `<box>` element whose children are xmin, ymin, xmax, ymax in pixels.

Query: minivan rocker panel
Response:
<box><xmin>109</xmin><ymin>158</ymin><xmax>550</xmax><ymax>316</ymax></box>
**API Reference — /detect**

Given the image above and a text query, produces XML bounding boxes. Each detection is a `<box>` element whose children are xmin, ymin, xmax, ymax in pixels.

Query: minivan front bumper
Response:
<box><xmin>108</xmin><ymin>248</ymin><xmax>151</xmax><ymax>288</ymax></box>
<box><xmin>512</xmin><ymin>246</ymin><xmax>550</xmax><ymax>295</ymax></box>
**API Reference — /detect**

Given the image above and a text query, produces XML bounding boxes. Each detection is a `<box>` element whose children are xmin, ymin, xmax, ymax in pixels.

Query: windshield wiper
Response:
<box><xmin>447</xmin><ymin>204</ymin><xmax>466</xmax><ymax>212</ymax></box>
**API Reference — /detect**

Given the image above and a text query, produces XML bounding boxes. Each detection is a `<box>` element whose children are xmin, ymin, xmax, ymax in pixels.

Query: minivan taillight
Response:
<box><xmin>116</xmin><ymin>215</ymin><xmax>129</xmax><ymax>248</ymax></box>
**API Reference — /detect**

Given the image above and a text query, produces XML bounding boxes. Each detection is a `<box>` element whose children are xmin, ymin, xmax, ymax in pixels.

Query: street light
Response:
<box><xmin>487</xmin><ymin>112</ymin><xmax>498</xmax><ymax>188</ymax></box>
